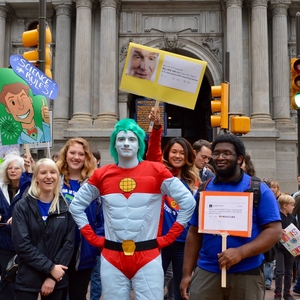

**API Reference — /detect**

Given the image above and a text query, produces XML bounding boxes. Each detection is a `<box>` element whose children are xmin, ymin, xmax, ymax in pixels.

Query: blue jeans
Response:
<box><xmin>164</xmin><ymin>264</ymin><xmax>174</xmax><ymax>300</ymax></box>
<box><xmin>294</xmin><ymin>259</ymin><xmax>300</xmax><ymax>292</ymax></box>
<box><xmin>264</xmin><ymin>261</ymin><xmax>274</xmax><ymax>286</ymax></box>
<box><xmin>162</xmin><ymin>241</ymin><xmax>185</xmax><ymax>300</ymax></box>
<box><xmin>90</xmin><ymin>255</ymin><xmax>102</xmax><ymax>300</ymax></box>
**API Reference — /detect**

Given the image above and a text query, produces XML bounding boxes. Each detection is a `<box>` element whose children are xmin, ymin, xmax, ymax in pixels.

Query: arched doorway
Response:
<box><xmin>129</xmin><ymin>72</ymin><xmax>212</xmax><ymax>148</ymax></box>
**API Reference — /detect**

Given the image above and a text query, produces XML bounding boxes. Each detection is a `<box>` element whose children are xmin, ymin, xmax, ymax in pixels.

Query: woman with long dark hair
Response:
<box><xmin>147</xmin><ymin>109</ymin><xmax>199</xmax><ymax>300</ymax></box>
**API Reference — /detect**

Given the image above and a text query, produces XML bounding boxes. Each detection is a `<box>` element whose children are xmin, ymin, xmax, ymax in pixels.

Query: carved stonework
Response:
<box><xmin>270</xmin><ymin>3</ymin><xmax>289</xmax><ymax>17</ymax></box>
<box><xmin>119</xmin><ymin>39</ymin><xmax>133</xmax><ymax>62</ymax></box>
<box><xmin>163</xmin><ymin>33</ymin><xmax>178</xmax><ymax>50</ymax></box>
<box><xmin>55</xmin><ymin>5</ymin><xmax>72</xmax><ymax>17</ymax></box>
<box><xmin>76</xmin><ymin>0</ymin><xmax>93</xmax><ymax>9</ymax></box>
<box><xmin>100</xmin><ymin>0</ymin><xmax>118</xmax><ymax>9</ymax></box>
<box><xmin>251</xmin><ymin>0</ymin><xmax>268</xmax><ymax>8</ymax></box>
<box><xmin>143</xmin><ymin>15</ymin><xmax>198</xmax><ymax>33</ymax></box>
<box><xmin>290</xmin><ymin>45</ymin><xmax>296</xmax><ymax>57</ymax></box>
<box><xmin>225</xmin><ymin>0</ymin><xmax>243</xmax><ymax>8</ymax></box>
<box><xmin>153</xmin><ymin>36</ymin><xmax>185</xmax><ymax>50</ymax></box>
<box><xmin>202</xmin><ymin>37</ymin><xmax>222</xmax><ymax>62</ymax></box>
<box><xmin>0</xmin><ymin>8</ymin><xmax>7</xmax><ymax>19</ymax></box>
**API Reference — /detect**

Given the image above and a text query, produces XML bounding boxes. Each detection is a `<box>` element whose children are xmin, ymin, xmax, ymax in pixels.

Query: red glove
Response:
<box><xmin>80</xmin><ymin>224</ymin><xmax>105</xmax><ymax>248</ymax></box>
<box><xmin>156</xmin><ymin>222</ymin><xmax>184</xmax><ymax>249</ymax></box>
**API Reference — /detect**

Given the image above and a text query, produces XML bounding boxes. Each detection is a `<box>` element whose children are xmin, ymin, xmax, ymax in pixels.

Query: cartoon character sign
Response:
<box><xmin>0</xmin><ymin>68</ymin><xmax>50</xmax><ymax>145</ymax></box>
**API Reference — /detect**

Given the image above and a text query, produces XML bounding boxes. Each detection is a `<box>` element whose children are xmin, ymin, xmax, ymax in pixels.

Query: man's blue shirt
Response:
<box><xmin>190</xmin><ymin>172</ymin><xmax>281</xmax><ymax>274</ymax></box>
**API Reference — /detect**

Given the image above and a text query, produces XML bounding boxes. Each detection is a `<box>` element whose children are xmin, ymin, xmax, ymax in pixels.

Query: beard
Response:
<box><xmin>215</xmin><ymin>157</ymin><xmax>239</xmax><ymax>178</ymax></box>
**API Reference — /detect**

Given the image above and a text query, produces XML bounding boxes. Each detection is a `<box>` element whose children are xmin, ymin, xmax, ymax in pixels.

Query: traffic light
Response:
<box><xmin>45</xmin><ymin>41</ymin><xmax>52</xmax><ymax>79</ymax></box>
<box><xmin>290</xmin><ymin>58</ymin><xmax>300</xmax><ymax>110</ymax></box>
<box><xmin>211</xmin><ymin>82</ymin><xmax>229</xmax><ymax>130</ymax></box>
<box><xmin>22</xmin><ymin>24</ymin><xmax>52</xmax><ymax>78</ymax></box>
<box><xmin>230</xmin><ymin>116</ymin><xmax>250</xmax><ymax>134</ymax></box>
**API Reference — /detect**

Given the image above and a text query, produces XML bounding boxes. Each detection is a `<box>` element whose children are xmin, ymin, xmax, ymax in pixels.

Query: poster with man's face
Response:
<box><xmin>126</xmin><ymin>47</ymin><xmax>160</xmax><ymax>81</ymax></box>
<box><xmin>0</xmin><ymin>68</ymin><xmax>51</xmax><ymax>146</ymax></box>
<box><xmin>120</xmin><ymin>42</ymin><xmax>207</xmax><ymax>110</ymax></box>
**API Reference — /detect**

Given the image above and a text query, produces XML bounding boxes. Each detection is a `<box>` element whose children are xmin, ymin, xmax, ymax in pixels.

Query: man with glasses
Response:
<box><xmin>193</xmin><ymin>139</ymin><xmax>215</xmax><ymax>182</ymax></box>
<box><xmin>180</xmin><ymin>133</ymin><xmax>282</xmax><ymax>300</ymax></box>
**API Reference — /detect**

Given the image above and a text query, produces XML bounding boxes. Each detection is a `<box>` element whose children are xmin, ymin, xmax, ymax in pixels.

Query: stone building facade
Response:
<box><xmin>1</xmin><ymin>0</ymin><xmax>300</xmax><ymax>192</ymax></box>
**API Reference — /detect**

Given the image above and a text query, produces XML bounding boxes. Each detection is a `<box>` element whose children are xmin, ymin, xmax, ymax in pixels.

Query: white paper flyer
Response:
<box><xmin>280</xmin><ymin>223</ymin><xmax>300</xmax><ymax>256</ymax></box>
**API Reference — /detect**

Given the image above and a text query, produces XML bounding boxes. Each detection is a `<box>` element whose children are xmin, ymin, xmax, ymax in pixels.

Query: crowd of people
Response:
<box><xmin>0</xmin><ymin>112</ymin><xmax>297</xmax><ymax>300</ymax></box>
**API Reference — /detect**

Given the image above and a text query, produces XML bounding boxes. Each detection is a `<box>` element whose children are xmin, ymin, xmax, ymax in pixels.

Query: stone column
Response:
<box><xmin>94</xmin><ymin>0</ymin><xmax>118</xmax><ymax>129</ymax></box>
<box><xmin>271</xmin><ymin>0</ymin><xmax>292</xmax><ymax>127</ymax></box>
<box><xmin>225</xmin><ymin>0</ymin><xmax>244</xmax><ymax>114</ymax></box>
<box><xmin>0</xmin><ymin>6</ymin><xmax>7</xmax><ymax>68</ymax></box>
<box><xmin>53</xmin><ymin>2</ymin><xmax>73</xmax><ymax>139</ymax></box>
<box><xmin>69</xmin><ymin>0</ymin><xmax>93</xmax><ymax>127</ymax></box>
<box><xmin>250</xmin><ymin>0</ymin><xmax>273</xmax><ymax>125</ymax></box>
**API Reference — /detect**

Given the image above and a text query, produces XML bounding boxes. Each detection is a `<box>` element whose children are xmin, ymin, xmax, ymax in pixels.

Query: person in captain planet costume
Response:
<box><xmin>69</xmin><ymin>118</ymin><xmax>196</xmax><ymax>300</ymax></box>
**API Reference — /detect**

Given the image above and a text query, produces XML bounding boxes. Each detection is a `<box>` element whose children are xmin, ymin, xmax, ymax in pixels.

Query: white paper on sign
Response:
<box><xmin>204</xmin><ymin>195</ymin><xmax>249</xmax><ymax>231</ymax></box>
<box><xmin>158</xmin><ymin>55</ymin><xmax>203</xmax><ymax>93</ymax></box>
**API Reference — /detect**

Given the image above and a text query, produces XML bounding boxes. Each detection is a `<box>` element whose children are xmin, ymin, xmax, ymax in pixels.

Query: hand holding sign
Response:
<box><xmin>148</xmin><ymin>100</ymin><xmax>160</xmax><ymax>132</ymax></box>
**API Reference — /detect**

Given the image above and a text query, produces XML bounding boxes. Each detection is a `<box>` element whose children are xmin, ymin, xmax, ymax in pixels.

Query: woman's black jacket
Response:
<box><xmin>11</xmin><ymin>193</ymin><xmax>75</xmax><ymax>292</ymax></box>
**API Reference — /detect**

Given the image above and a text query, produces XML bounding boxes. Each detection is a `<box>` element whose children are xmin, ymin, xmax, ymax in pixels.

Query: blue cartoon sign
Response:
<box><xmin>10</xmin><ymin>55</ymin><xmax>59</xmax><ymax>99</ymax></box>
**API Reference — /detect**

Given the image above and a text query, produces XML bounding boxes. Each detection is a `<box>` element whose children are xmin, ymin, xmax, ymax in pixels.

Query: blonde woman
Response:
<box><xmin>11</xmin><ymin>158</ymin><xmax>75</xmax><ymax>300</ymax></box>
<box><xmin>56</xmin><ymin>138</ymin><xmax>103</xmax><ymax>300</ymax></box>
<box><xmin>271</xmin><ymin>180</ymin><xmax>282</xmax><ymax>200</ymax></box>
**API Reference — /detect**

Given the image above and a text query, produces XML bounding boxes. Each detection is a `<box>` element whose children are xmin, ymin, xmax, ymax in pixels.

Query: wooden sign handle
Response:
<box><xmin>25</xmin><ymin>144</ymin><xmax>32</xmax><ymax>173</ymax></box>
<box><xmin>148</xmin><ymin>100</ymin><xmax>160</xmax><ymax>132</ymax></box>
<box><xmin>221</xmin><ymin>233</ymin><xmax>228</xmax><ymax>288</ymax></box>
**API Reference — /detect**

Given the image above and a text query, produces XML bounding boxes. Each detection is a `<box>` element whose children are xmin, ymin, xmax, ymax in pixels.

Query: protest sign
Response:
<box><xmin>198</xmin><ymin>191</ymin><xmax>253</xmax><ymax>287</ymax></box>
<box><xmin>120</xmin><ymin>43</ymin><xmax>207</xmax><ymax>110</ymax></box>
<box><xmin>0</xmin><ymin>68</ymin><xmax>51</xmax><ymax>146</ymax></box>
<box><xmin>198</xmin><ymin>191</ymin><xmax>253</xmax><ymax>237</ymax></box>
<box><xmin>10</xmin><ymin>55</ymin><xmax>59</xmax><ymax>100</ymax></box>
<box><xmin>280</xmin><ymin>223</ymin><xmax>300</xmax><ymax>256</ymax></box>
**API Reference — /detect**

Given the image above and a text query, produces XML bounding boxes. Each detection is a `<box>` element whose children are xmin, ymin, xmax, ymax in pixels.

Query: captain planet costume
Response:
<box><xmin>70</xmin><ymin>118</ymin><xmax>196</xmax><ymax>300</ymax></box>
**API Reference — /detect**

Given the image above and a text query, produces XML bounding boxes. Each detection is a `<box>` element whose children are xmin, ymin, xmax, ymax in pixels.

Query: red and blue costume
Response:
<box><xmin>70</xmin><ymin>160</ymin><xmax>195</xmax><ymax>300</ymax></box>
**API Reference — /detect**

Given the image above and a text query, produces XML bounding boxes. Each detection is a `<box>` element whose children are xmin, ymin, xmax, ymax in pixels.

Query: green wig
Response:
<box><xmin>110</xmin><ymin>118</ymin><xmax>146</xmax><ymax>163</ymax></box>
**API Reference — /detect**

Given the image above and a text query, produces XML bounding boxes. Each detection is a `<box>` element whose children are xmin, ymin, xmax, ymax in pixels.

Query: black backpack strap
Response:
<box><xmin>244</xmin><ymin>176</ymin><xmax>261</xmax><ymax>209</ymax></box>
<box><xmin>195</xmin><ymin>178</ymin><xmax>213</xmax><ymax>203</ymax></box>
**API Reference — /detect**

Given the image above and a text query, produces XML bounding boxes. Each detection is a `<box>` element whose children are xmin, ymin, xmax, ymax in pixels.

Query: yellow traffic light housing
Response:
<box><xmin>45</xmin><ymin>44</ymin><xmax>52</xmax><ymax>79</ymax></box>
<box><xmin>211</xmin><ymin>82</ymin><xmax>229</xmax><ymax>129</ymax></box>
<box><xmin>22</xmin><ymin>24</ymin><xmax>52</xmax><ymax>78</ymax></box>
<box><xmin>290</xmin><ymin>58</ymin><xmax>300</xmax><ymax>110</ymax></box>
<box><xmin>22</xmin><ymin>27</ymin><xmax>39</xmax><ymax>64</ymax></box>
<box><xmin>230</xmin><ymin>116</ymin><xmax>250</xmax><ymax>134</ymax></box>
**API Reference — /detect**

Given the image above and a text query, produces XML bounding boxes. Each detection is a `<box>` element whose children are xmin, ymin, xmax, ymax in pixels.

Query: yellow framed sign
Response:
<box><xmin>120</xmin><ymin>43</ymin><xmax>207</xmax><ymax>110</ymax></box>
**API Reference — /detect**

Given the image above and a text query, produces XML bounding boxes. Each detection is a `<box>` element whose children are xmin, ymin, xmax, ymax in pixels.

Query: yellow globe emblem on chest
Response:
<box><xmin>119</xmin><ymin>178</ymin><xmax>137</xmax><ymax>192</ymax></box>
<box><xmin>171</xmin><ymin>200</ymin><xmax>178</xmax><ymax>208</ymax></box>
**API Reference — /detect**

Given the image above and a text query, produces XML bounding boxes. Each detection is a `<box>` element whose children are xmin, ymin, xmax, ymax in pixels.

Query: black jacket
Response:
<box><xmin>11</xmin><ymin>193</ymin><xmax>75</xmax><ymax>292</ymax></box>
<box><xmin>0</xmin><ymin>172</ymin><xmax>32</xmax><ymax>251</ymax></box>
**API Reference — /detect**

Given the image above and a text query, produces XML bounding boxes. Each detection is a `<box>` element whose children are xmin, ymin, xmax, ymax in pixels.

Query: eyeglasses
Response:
<box><xmin>212</xmin><ymin>152</ymin><xmax>236</xmax><ymax>159</ymax></box>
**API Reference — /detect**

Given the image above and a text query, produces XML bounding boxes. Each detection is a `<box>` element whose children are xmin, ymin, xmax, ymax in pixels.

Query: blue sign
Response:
<box><xmin>10</xmin><ymin>55</ymin><xmax>59</xmax><ymax>99</ymax></box>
